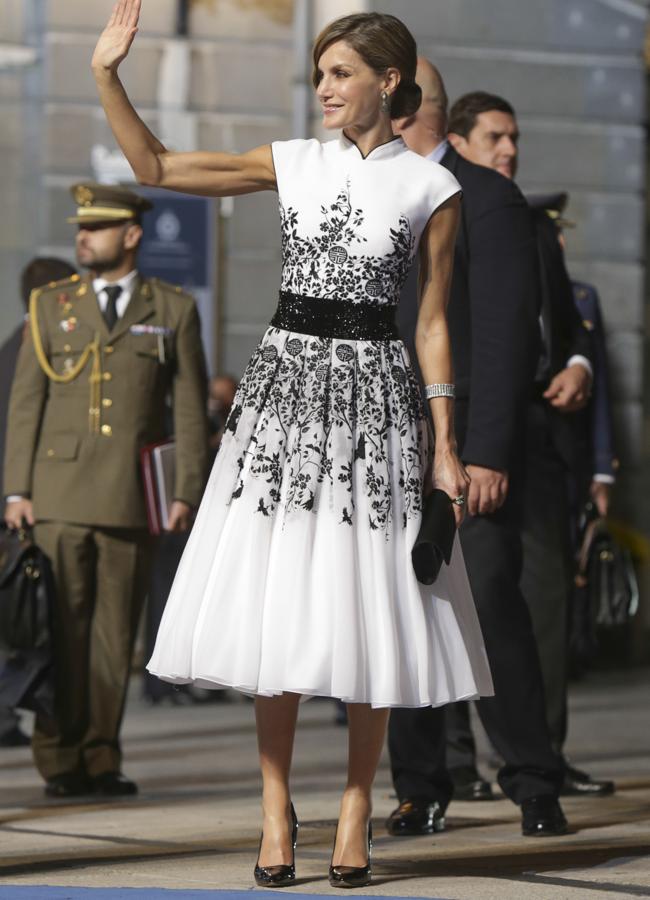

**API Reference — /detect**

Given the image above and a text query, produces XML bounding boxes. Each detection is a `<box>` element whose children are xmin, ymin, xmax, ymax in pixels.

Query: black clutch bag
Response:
<box><xmin>412</xmin><ymin>489</ymin><xmax>456</xmax><ymax>585</ymax></box>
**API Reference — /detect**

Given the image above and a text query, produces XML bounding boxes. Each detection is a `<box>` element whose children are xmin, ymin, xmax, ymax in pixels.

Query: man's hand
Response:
<box><xmin>465</xmin><ymin>465</ymin><xmax>509</xmax><ymax>517</ymax></box>
<box><xmin>166</xmin><ymin>500</ymin><xmax>193</xmax><ymax>533</ymax></box>
<box><xmin>4</xmin><ymin>498</ymin><xmax>35</xmax><ymax>529</ymax></box>
<box><xmin>543</xmin><ymin>364</ymin><xmax>591</xmax><ymax>413</ymax></box>
<box><xmin>590</xmin><ymin>481</ymin><xmax>611</xmax><ymax>518</ymax></box>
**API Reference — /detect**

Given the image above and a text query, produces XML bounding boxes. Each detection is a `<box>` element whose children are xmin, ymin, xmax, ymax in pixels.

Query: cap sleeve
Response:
<box><xmin>427</xmin><ymin>164</ymin><xmax>462</xmax><ymax>218</ymax></box>
<box><xmin>271</xmin><ymin>139</ymin><xmax>316</xmax><ymax>201</ymax></box>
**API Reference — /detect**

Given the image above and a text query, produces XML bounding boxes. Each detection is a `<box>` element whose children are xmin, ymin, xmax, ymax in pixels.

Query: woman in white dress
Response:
<box><xmin>92</xmin><ymin>2</ymin><xmax>492</xmax><ymax>888</ymax></box>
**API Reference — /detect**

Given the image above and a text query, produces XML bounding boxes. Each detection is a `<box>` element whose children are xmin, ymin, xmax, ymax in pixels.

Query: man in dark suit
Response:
<box><xmin>386</xmin><ymin>60</ymin><xmax>567</xmax><ymax>838</ymax></box>
<box><xmin>444</xmin><ymin>93</ymin><xmax>613</xmax><ymax>797</ymax></box>
<box><xmin>571</xmin><ymin>277</ymin><xmax>619</xmax><ymax>513</ymax></box>
<box><xmin>0</xmin><ymin>257</ymin><xmax>77</xmax><ymax>749</ymax></box>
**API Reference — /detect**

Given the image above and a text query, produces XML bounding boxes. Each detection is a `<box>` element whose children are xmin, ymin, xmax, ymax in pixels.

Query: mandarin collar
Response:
<box><xmin>339</xmin><ymin>133</ymin><xmax>406</xmax><ymax>162</ymax></box>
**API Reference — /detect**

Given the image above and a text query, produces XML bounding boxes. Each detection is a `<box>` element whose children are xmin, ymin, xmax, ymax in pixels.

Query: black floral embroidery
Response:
<box><xmin>217</xmin><ymin>176</ymin><xmax>427</xmax><ymax>534</ymax></box>
<box><xmin>223</xmin><ymin>333</ymin><xmax>428</xmax><ymax>535</ymax></box>
<box><xmin>278</xmin><ymin>180</ymin><xmax>415</xmax><ymax>305</ymax></box>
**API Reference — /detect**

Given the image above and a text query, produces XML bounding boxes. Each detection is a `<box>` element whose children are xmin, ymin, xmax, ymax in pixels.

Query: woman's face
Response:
<box><xmin>316</xmin><ymin>40</ymin><xmax>396</xmax><ymax>131</ymax></box>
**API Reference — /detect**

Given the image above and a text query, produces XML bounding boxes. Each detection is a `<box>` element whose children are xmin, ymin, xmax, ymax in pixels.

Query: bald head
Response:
<box><xmin>393</xmin><ymin>57</ymin><xmax>448</xmax><ymax>157</ymax></box>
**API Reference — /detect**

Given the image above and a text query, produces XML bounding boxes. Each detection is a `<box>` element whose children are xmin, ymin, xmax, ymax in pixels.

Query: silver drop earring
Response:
<box><xmin>380</xmin><ymin>91</ymin><xmax>391</xmax><ymax>114</ymax></box>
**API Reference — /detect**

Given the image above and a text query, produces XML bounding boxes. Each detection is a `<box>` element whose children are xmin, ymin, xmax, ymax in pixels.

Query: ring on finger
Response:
<box><xmin>452</xmin><ymin>494</ymin><xmax>466</xmax><ymax>507</ymax></box>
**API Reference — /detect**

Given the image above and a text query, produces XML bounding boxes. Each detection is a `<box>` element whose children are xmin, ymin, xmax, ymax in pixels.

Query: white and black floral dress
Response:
<box><xmin>148</xmin><ymin>135</ymin><xmax>493</xmax><ymax>708</ymax></box>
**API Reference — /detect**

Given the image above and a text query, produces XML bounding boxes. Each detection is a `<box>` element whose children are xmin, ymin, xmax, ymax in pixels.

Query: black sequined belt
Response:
<box><xmin>270</xmin><ymin>291</ymin><xmax>398</xmax><ymax>341</ymax></box>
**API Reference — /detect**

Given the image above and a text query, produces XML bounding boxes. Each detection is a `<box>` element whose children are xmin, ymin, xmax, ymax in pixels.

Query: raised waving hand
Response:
<box><xmin>92</xmin><ymin>0</ymin><xmax>141</xmax><ymax>73</ymax></box>
<box><xmin>91</xmin><ymin>0</ymin><xmax>276</xmax><ymax>196</ymax></box>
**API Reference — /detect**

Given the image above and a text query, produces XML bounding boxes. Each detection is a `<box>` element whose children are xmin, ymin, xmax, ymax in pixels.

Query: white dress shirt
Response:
<box><xmin>93</xmin><ymin>269</ymin><xmax>138</xmax><ymax>320</ymax></box>
<box><xmin>426</xmin><ymin>139</ymin><xmax>449</xmax><ymax>164</ymax></box>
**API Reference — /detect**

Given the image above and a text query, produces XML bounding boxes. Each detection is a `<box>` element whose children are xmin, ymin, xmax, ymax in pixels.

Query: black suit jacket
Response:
<box><xmin>534</xmin><ymin>209</ymin><xmax>592</xmax><ymax>376</ymax></box>
<box><xmin>534</xmin><ymin>210</ymin><xmax>594</xmax><ymax>482</ymax></box>
<box><xmin>0</xmin><ymin>324</ymin><xmax>24</xmax><ymax>497</ymax></box>
<box><xmin>397</xmin><ymin>147</ymin><xmax>540</xmax><ymax>472</ymax></box>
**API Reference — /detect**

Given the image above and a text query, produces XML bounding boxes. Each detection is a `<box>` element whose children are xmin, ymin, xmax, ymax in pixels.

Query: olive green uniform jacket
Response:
<box><xmin>3</xmin><ymin>273</ymin><xmax>209</xmax><ymax>528</ymax></box>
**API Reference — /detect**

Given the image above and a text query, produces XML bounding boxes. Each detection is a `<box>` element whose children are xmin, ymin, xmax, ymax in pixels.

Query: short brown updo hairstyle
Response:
<box><xmin>312</xmin><ymin>13</ymin><xmax>422</xmax><ymax>119</ymax></box>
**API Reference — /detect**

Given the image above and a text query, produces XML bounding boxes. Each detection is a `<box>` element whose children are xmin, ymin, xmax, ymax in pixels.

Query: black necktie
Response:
<box><xmin>103</xmin><ymin>285</ymin><xmax>122</xmax><ymax>332</ymax></box>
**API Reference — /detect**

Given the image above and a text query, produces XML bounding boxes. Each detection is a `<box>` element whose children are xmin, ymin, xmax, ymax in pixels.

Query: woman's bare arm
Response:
<box><xmin>415</xmin><ymin>194</ymin><xmax>469</xmax><ymax>519</ymax></box>
<box><xmin>92</xmin><ymin>0</ymin><xmax>276</xmax><ymax>196</ymax></box>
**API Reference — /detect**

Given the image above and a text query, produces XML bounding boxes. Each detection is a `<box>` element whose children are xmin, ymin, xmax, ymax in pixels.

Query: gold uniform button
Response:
<box><xmin>47</xmin><ymin>449</ymin><xmax>55</xmax><ymax>457</ymax></box>
<box><xmin>105</xmin><ymin>345</ymin><xmax>114</xmax><ymax>354</ymax></box>
<box><xmin>64</xmin><ymin>344</ymin><xmax>71</xmax><ymax>353</ymax></box>
<box><xmin>103</xmin><ymin>372</ymin><xmax>112</xmax><ymax>381</ymax></box>
<box><xmin>101</xmin><ymin>424</ymin><xmax>113</xmax><ymax>437</ymax></box>
<box><xmin>102</xmin><ymin>398</ymin><xmax>113</xmax><ymax>408</ymax></box>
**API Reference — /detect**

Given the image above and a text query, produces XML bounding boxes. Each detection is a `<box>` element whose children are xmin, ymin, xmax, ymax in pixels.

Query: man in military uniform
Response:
<box><xmin>3</xmin><ymin>183</ymin><xmax>209</xmax><ymax>797</ymax></box>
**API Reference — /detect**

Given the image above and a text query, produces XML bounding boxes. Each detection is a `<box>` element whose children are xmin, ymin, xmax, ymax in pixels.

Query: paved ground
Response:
<box><xmin>0</xmin><ymin>668</ymin><xmax>648</xmax><ymax>900</ymax></box>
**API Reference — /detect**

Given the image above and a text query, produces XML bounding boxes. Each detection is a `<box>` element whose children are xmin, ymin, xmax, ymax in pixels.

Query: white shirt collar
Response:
<box><xmin>93</xmin><ymin>269</ymin><xmax>138</xmax><ymax>296</ymax></box>
<box><xmin>93</xmin><ymin>269</ymin><xmax>138</xmax><ymax>317</ymax></box>
<box><xmin>426</xmin><ymin>139</ymin><xmax>449</xmax><ymax>165</ymax></box>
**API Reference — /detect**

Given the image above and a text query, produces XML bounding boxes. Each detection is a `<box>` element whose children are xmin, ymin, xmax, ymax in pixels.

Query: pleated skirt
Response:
<box><xmin>147</xmin><ymin>326</ymin><xmax>493</xmax><ymax>708</ymax></box>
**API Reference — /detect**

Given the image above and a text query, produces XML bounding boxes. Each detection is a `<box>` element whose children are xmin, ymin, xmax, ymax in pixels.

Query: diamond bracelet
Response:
<box><xmin>424</xmin><ymin>383</ymin><xmax>455</xmax><ymax>399</ymax></box>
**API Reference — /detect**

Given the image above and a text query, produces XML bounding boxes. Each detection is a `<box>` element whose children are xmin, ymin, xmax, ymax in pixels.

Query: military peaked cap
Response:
<box><xmin>67</xmin><ymin>182</ymin><xmax>153</xmax><ymax>224</ymax></box>
<box><xmin>525</xmin><ymin>191</ymin><xmax>576</xmax><ymax>229</ymax></box>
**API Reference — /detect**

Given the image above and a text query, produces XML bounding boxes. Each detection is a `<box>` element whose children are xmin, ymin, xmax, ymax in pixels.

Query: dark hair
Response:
<box><xmin>448</xmin><ymin>91</ymin><xmax>516</xmax><ymax>138</ymax></box>
<box><xmin>21</xmin><ymin>256</ymin><xmax>77</xmax><ymax>308</ymax></box>
<box><xmin>312</xmin><ymin>13</ymin><xmax>421</xmax><ymax>119</ymax></box>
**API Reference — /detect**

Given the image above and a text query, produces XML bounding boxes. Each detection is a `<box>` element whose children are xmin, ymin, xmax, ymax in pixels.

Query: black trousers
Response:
<box><xmin>144</xmin><ymin>531</ymin><xmax>189</xmax><ymax>702</ymax></box>
<box><xmin>389</xmin><ymin>445</ymin><xmax>564</xmax><ymax>808</ymax></box>
<box><xmin>444</xmin><ymin>401</ymin><xmax>575</xmax><ymax>769</ymax></box>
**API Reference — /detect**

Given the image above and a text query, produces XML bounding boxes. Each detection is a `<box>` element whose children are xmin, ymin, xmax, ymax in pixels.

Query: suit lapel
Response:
<box><xmin>440</xmin><ymin>145</ymin><xmax>460</xmax><ymax>176</ymax></box>
<box><xmin>108</xmin><ymin>276</ymin><xmax>155</xmax><ymax>342</ymax></box>
<box><xmin>72</xmin><ymin>275</ymin><xmax>109</xmax><ymax>338</ymax></box>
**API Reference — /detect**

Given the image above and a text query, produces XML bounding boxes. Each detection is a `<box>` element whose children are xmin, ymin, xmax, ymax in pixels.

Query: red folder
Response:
<box><xmin>140</xmin><ymin>439</ymin><xmax>176</xmax><ymax>535</ymax></box>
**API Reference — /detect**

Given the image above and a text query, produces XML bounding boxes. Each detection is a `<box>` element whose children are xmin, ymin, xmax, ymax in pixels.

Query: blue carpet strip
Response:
<box><xmin>0</xmin><ymin>891</ymin><xmax>448</xmax><ymax>900</ymax></box>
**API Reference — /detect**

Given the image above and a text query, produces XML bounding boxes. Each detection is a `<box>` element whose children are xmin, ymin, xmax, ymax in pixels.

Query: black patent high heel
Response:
<box><xmin>329</xmin><ymin>821</ymin><xmax>372</xmax><ymax>889</ymax></box>
<box><xmin>254</xmin><ymin>803</ymin><xmax>298</xmax><ymax>888</ymax></box>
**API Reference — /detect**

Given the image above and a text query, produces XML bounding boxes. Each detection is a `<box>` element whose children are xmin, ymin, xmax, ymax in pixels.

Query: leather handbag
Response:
<box><xmin>570</xmin><ymin>502</ymin><xmax>639</xmax><ymax>668</ymax></box>
<box><xmin>412</xmin><ymin>489</ymin><xmax>456</xmax><ymax>585</ymax></box>
<box><xmin>0</xmin><ymin>525</ymin><xmax>53</xmax><ymax>653</ymax></box>
<box><xmin>0</xmin><ymin>525</ymin><xmax>55</xmax><ymax>716</ymax></box>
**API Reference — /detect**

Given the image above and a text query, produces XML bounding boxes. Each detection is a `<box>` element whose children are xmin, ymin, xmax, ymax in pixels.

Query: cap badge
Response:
<box><xmin>75</xmin><ymin>185</ymin><xmax>94</xmax><ymax>207</ymax></box>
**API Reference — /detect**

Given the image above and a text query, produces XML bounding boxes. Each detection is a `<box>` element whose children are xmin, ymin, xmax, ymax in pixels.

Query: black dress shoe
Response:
<box><xmin>254</xmin><ymin>803</ymin><xmax>298</xmax><ymax>887</ymax></box>
<box><xmin>44</xmin><ymin>773</ymin><xmax>92</xmax><ymax>798</ymax></box>
<box><xmin>450</xmin><ymin>767</ymin><xmax>495</xmax><ymax>801</ymax></box>
<box><xmin>0</xmin><ymin>726</ymin><xmax>31</xmax><ymax>748</ymax></box>
<box><xmin>561</xmin><ymin>763</ymin><xmax>615</xmax><ymax>797</ymax></box>
<box><xmin>329</xmin><ymin>822</ymin><xmax>372</xmax><ymax>888</ymax></box>
<box><xmin>521</xmin><ymin>796</ymin><xmax>568</xmax><ymax>836</ymax></box>
<box><xmin>91</xmin><ymin>771</ymin><xmax>138</xmax><ymax>796</ymax></box>
<box><xmin>386</xmin><ymin>799</ymin><xmax>445</xmax><ymax>836</ymax></box>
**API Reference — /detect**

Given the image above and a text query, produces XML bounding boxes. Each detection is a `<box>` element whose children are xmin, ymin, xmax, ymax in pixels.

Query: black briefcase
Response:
<box><xmin>0</xmin><ymin>525</ymin><xmax>52</xmax><ymax>652</ymax></box>
<box><xmin>412</xmin><ymin>489</ymin><xmax>456</xmax><ymax>585</ymax></box>
<box><xmin>0</xmin><ymin>525</ymin><xmax>55</xmax><ymax>716</ymax></box>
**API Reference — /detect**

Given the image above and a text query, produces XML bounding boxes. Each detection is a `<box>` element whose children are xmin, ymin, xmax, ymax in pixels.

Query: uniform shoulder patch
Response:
<box><xmin>151</xmin><ymin>278</ymin><xmax>193</xmax><ymax>301</ymax></box>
